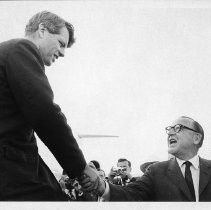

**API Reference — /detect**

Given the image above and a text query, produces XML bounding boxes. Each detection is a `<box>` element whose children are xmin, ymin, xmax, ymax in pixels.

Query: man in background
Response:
<box><xmin>0</xmin><ymin>11</ymin><xmax>97</xmax><ymax>201</ymax></box>
<box><xmin>89</xmin><ymin>160</ymin><xmax>101</xmax><ymax>171</ymax></box>
<box><xmin>108</xmin><ymin>158</ymin><xmax>136</xmax><ymax>186</ymax></box>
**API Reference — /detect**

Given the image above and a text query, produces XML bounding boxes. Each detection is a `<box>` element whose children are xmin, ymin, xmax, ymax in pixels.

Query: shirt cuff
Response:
<box><xmin>98</xmin><ymin>181</ymin><xmax>110</xmax><ymax>201</ymax></box>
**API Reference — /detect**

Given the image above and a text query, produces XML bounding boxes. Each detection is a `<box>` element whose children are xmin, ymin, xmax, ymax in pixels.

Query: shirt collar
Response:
<box><xmin>176</xmin><ymin>155</ymin><xmax>199</xmax><ymax>170</ymax></box>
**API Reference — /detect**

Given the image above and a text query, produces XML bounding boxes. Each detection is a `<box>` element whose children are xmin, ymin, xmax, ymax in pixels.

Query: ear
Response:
<box><xmin>193</xmin><ymin>133</ymin><xmax>202</xmax><ymax>146</ymax></box>
<box><xmin>37</xmin><ymin>23</ymin><xmax>47</xmax><ymax>38</ymax></box>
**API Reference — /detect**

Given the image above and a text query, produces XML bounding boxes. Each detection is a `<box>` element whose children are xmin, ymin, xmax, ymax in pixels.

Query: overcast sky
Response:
<box><xmin>1</xmin><ymin>0</ymin><xmax>211</xmax><ymax>178</ymax></box>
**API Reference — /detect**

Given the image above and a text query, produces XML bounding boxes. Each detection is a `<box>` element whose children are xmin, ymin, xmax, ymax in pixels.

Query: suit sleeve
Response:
<box><xmin>109</xmin><ymin>167</ymin><xmax>155</xmax><ymax>201</ymax></box>
<box><xmin>5</xmin><ymin>41</ymin><xmax>86</xmax><ymax>178</ymax></box>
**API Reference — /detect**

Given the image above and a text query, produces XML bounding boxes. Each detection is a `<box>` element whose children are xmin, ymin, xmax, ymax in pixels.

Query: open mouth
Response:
<box><xmin>169</xmin><ymin>139</ymin><xmax>177</xmax><ymax>145</ymax></box>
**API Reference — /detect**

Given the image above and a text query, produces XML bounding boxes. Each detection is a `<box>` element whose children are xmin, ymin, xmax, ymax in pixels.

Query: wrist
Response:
<box><xmin>98</xmin><ymin>179</ymin><xmax>106</xmax><ymax>196</ymax></box>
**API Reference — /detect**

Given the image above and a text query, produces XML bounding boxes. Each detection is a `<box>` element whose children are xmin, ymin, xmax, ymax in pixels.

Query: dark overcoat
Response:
<box><xmin>0</xmin><ymin>39</ymin><xmax>86</xmax><ymax>201</ymax></box>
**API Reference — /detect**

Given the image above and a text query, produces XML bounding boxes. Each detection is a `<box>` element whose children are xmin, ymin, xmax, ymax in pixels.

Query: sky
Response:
<box><xmin>1</xmin><ymin>0</ymin><xmax>211</xmax><ymax>179</ymax></box>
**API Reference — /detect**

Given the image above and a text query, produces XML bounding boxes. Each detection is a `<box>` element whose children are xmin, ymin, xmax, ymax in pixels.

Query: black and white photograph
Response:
<box><xmin>0</xmin><ymin>0</ymin><xmax>211</xmax><ymax>209</ymax></box>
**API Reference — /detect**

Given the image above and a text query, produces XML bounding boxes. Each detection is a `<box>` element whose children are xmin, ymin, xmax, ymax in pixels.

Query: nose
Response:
<box><xmin>166</xmin><ymin>127</ymin><xmax>177</xmax><ymax>135</ymax></box>
<box><xmin>168</xmin><ymin>130</ymin><xmax>176</xmax><ymax>135</ymax></box>
<box><xmin>59</xmin><ymin>48</ymin><xmax>65</xmax><ymax>57</ymax></box>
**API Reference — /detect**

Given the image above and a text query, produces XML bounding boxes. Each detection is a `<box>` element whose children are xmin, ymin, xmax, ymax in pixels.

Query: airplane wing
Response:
<box><xmin>78</xmin><ymin>134</ymin><xmax>119</xmax><ymax>139</ymax></box>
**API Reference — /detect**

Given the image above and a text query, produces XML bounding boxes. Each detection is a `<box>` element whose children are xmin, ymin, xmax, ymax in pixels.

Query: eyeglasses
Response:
<box><xmin>165</xmin><ymin>124</ymin><xmax>198</xmax><ymax>134</ymax></box>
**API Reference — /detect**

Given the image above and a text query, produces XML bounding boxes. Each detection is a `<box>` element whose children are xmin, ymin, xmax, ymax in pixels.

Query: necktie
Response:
<box><xmin>184</xmin><ymin>161</ymin><xmax>196</xmax><ymax>201</ymax></box>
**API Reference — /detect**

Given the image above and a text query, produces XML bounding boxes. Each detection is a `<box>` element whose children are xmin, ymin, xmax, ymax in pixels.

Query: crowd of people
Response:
<box><xmin>0</xmin><ymin>10</ymin><xmax>211</xmax><ymax>202</ymax></box>
<box><xmin>58</xmin><ymin>158</ymin><xmax>138</xmax><ymax>201</ymax></box>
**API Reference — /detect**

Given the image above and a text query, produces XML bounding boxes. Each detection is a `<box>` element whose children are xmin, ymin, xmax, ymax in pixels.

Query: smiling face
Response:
<box><xmin>38</xmin><ymin>26</ymin><xmax>69</xmax><ymax>66</ymax></box>
<box><xmin>167</xmin><ymin>117</ymin><xmax>199</xmax><ymax>160</ymax></box>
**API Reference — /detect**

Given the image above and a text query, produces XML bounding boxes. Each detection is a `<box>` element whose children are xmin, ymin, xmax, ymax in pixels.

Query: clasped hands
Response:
<box><xmin>78</xmin><ymin>164</ymin><xmax>106</xmax><ymax>197</ymax></box>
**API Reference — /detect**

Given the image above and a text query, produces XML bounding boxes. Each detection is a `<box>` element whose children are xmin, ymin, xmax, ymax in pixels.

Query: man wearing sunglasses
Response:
<box><xmin>81</xmin><ymin>116</ymin><xmax>211</xmax><ymax>201</ymax></box>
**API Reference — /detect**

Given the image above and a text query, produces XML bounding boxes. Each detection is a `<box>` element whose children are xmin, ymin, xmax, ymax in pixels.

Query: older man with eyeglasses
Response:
<box><xmin>80</xmin><ymin>116</ymin><xmax>211</xmax><ymax>201</ymax></box>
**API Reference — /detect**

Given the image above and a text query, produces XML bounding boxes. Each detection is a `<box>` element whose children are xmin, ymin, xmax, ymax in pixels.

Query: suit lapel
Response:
<box><xmin>167</xmin><ymin>158</ymin><xmax>193</xmax><ymax>200</ymax></box>
<box><xmin>199</xmin><ymin>157</ymin><xmax>211</xmax><ymax>196</ymax></box>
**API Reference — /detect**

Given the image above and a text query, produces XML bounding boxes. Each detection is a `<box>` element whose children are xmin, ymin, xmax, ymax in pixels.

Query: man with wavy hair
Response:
<box><xmin>0</xmin><ymin>11</ymin><xmax>98</xmax><ymax>201</ymax></box>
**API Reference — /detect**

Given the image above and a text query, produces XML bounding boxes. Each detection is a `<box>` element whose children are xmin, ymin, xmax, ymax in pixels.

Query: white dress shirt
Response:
<box><xmin>176</xmin><ymin>155</ymin><xmax>200</xmax><ymax>202</ymax></box>
<box><xmin>98</xmin><ymin>181</ymin><xmax>110</xmax><ymax>201</ymax></box>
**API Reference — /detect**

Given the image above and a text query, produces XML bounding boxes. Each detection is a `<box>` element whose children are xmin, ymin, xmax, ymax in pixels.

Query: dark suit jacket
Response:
<box><xmin>0</xmin><ymin>39</ymin><xmax>86</xmax><ymax>201</ymax></box>
<box><xmin>109</xmin><ymin>157</ymin><xmax>211</xmax><ymax>201</ymax></box>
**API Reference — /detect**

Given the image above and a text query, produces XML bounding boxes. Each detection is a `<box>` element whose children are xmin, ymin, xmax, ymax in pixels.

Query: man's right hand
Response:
<box><xmin>78</xmin><ymin>164</ymin><xmax>98</xmax><ymax>191</ymax></box>
<box><xmin>78</xmin><ymin>164</ymin><xmax>106</xmax><ymax>196</ymax></box>
<box><xmin>107</xmin><ymin>167</ymin><xmax>117</xmax><ymax>181</ymax></box>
